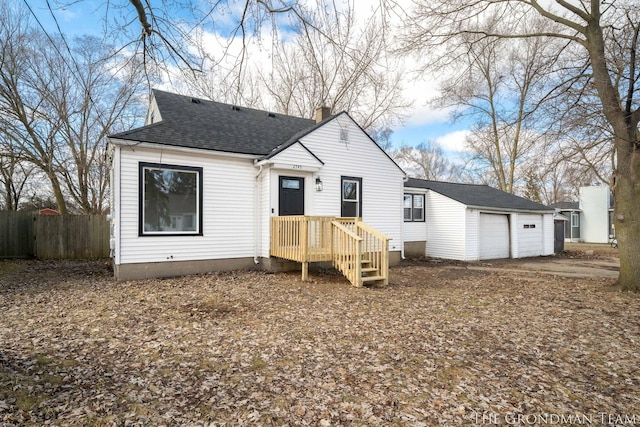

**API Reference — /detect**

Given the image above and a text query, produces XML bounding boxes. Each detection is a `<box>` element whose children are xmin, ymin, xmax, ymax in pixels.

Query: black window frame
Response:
<box><xmin>404</xmin><ymin>193</ymin><xmax>425</xmax><ymax>222</ymax></box>
<box><xmin>139</xmin><ymin>162</ymin><xmax>203</xmax><ymax>237</ymax></box>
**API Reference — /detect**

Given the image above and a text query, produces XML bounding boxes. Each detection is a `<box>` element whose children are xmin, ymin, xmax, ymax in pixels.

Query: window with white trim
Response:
<box><xmin>139</xmin><ymin>163</ymin><xmax>203</xmax><ymax>236</ymax></box>
<box><xmin>404</xmin><ymin>194</ymin><xmax>425</xmax><ymax>222</ymax></box>
<box><xmin>571</xmin><ymin>212</ymin><xmax>579</xmax><ymax>228</ymax></box>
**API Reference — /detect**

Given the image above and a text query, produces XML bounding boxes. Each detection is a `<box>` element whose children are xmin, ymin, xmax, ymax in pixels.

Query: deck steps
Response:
<box><xmin>360</xmin><ymin>259</ymin><xmax>386</xmax><ymax>285</ymax></box>
<box><xmin>271</xmin><ymin>216</ymin><xmax>389</xmax><ymax>287</ymax></box>
<box><xmin>361</xmin><ymin>275</ymin><xmax>386</xmax><ymax>283</ymax></box>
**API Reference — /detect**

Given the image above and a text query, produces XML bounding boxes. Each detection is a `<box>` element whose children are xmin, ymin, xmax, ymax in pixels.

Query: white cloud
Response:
<box><xmin>404</xmin><ymin>104</ymin><xmax>454</xmax><ymax>127</ymax></box>
<box><xmin>435</xmin><ymin>129</ymin><xmax>471</xmax><ymax>153</ymax></box>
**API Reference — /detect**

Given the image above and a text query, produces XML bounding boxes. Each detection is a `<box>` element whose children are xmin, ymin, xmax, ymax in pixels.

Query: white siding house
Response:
<box><xmin>552</xmin><ymin>185</ymin><xmax>613</xmax><ymax>243</ymax></box>
<box><xmin>108</xmin><ymin>90</ymin><xmax>405</xmax><ymax>280</ymax></box>
<box><xmin>403</xmin><ymin>179</ymin><xmax>555</xmax><ymax>261</ymax></box>
<box><xmin>579</xmin><ymin>185</ymin><xmax>613</xmax><ymax>244</ymax></box>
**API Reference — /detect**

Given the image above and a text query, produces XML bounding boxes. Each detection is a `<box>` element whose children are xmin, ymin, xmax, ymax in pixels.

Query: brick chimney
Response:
<box><xmin>315</xmin><ymin>104</ymin><xmax>331</xmax><ymax>123</ymax></box>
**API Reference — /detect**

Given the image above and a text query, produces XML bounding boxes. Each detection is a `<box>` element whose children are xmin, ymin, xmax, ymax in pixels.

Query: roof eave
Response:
<box><xmin>466</xmin><ymin>205</ymin><xmax>555</xmax><ymax>214</ymax></box>
<box><xmin>107</xmin><ymin>138</ymin><xmax>261</xmax><ymax>160</ymax></box>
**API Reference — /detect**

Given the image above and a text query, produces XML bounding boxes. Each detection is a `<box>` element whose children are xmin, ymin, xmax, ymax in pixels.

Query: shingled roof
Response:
<box><xmin>550</xmin><ymin>201</ymin><xmax>580</xmax><ymax>210</ymax></box>
<box><xmin>405</xmin><ymin>178</ymin><xmax>553</xmax><ymax>212</ymax></box>
<box><xmin>109</xmin><ymin>89</ymin><xmax>317</xmax><ymax>156</ymax></box>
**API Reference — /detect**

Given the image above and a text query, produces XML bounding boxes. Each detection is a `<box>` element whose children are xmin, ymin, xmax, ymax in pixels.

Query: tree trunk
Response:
<box><xmin>49</xmin><ymin>172</ymin><xmax>68</xmax><ymax>215</ymax></box>
<box><xmin>613</xmin><ymin>144</ymin><xmax>640</xmax><ymax>291</ymax></box>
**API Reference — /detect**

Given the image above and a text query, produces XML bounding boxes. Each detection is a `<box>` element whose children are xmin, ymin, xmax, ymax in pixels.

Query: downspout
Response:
<box><xmin>253</xmin><ymin>160</ymin><xmax>273</xmax><ymax>264</ymax></box>
<box><xmin>401</xmin><ymin>175</ymin><xmax>409</xmax><ymax>260</ymax></box>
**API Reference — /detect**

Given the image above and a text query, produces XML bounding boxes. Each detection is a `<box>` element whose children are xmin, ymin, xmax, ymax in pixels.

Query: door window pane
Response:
<box><xmin>343</xmin><ymin>181</ymin><xmax>358</xmax><ymax>201</ymax></box>
<box><xmin>282</xmin><ymin>179</ymin><xmax>300</xmax><ymax>190</ymax></box>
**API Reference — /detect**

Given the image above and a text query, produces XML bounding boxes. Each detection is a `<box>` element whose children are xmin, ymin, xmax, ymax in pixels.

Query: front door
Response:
<box><xmin>341</xmin><ymin>176</ymin><xmax>362</xmax><ymax>217</ymax></box>
<box><xmin>279</xmin><ymin>176</ymin><xmax>305</xmax><ymax>215</ymax></box>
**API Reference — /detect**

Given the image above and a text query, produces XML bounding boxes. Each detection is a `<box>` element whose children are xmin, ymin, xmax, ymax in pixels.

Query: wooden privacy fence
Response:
<box><xmin>0</xmin><ymin>211</ymin><xmax>110</xmax><ymax>259</ymax></box>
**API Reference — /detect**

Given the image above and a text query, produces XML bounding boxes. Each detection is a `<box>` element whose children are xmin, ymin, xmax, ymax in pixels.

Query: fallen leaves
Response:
<box><xmin>0</xmin><ymin>258</ymin><xmax>639</xmax><ymax>426</ymax></box>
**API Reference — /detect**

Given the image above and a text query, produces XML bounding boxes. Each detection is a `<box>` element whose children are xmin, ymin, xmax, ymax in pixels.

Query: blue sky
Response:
<box><xmin>29</xmin><ymin>0</ymin><xmax>470</xmax><ymax>156</ymax></box>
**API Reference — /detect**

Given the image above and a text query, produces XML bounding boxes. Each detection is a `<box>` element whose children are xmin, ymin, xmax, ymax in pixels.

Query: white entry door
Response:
<box><xmin>479</xmin><ymin>214</ymin><xmax>510</xmax><ymax>260</ymax></box>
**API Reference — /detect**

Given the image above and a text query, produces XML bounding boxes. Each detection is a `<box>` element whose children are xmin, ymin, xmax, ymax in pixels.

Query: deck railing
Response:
<box><xmin>270</xmin><ymin>216</ymin><xmax>390</xmax><ymax>286</ymax></box>
<box><xmin>356</xmin><ymin>222</ymin><xmax>390</xmax><ymax>286</ymax></box>
<box><xmin>331</xmin><ymin>220</ymin><xmax>363</xmax><ymax>286</ymax></box>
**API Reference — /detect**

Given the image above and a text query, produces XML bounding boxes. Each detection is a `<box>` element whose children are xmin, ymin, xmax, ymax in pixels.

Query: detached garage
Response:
<box><xmin>403</xmin><ymin>179</ymin><xmax>555</xmax><ymax>261</ymax></box>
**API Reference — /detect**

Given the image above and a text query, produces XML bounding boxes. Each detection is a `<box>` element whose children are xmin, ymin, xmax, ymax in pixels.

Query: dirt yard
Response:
<box><xmin>1</xmin><ymin>247</ymin><xmax>638</xmax><ymax>426</ymax></box>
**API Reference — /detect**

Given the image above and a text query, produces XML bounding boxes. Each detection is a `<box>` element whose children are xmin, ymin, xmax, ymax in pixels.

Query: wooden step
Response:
<box><xmin>361</xmin><ymin>275</ymin><xmax>385</xmax><ymax>283</ymax></box>
<box><xmin>361</xmin><ymin>267</ymin><xmax>378</xmax><ymax>274</ymax></box>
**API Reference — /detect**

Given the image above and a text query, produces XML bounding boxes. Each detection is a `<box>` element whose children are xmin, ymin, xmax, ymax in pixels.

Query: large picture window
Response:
<box><xmin>139</xmin><ymin>163</ymin><xmax>203</xmax><ymax>236</ymax></box>
<box><xmin>404</xmin><ymin>194</ymin><xmax>425</xmax><ymax>222</ymax></box>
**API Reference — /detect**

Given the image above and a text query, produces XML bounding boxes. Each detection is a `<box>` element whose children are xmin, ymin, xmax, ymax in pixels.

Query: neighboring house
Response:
<box><xmin>553</xmin><ymin>212</ymin><xmax>569</xmax><ymax>253</ymax></box>
<box><xmin>403</xmin><ymin>179</ymin><xmax>555</xmax><ymax>261</ymax></box>
<box><xmin>552</xmin><ymin>185</ymin><xmax>613</xmax><ymax>244</ymax></box>
<box><xmin>38</xmin><ymin>208</ymin><xmax>61</xmax><ymax>215</ymax></box>
<box><xmin>579</xmin><ymin>185</ymin><xmax>614</xmax><ymax>243</ymax></box>
<box><xmin>550</xmin><ymin>201</ymin><xmax>581</xmax><ymax>242</ymax></box>
<box><xmin>108</xmin><ymin>90</ymin><xmax>406</xmax><ymax>282</ymax></box>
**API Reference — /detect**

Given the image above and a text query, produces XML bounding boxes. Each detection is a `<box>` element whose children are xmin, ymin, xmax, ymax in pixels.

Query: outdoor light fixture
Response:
<box><xmin>315</xmin><ymin>177</ymin><xmax>323</xmax><ymax>192</ymax></box>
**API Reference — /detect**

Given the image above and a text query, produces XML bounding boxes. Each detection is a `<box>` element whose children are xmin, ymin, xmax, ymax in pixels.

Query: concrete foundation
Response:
<box><xmin>114</xmin><ymin>251</ymin><xmax>403</xmax><ymax>281</ymax></box>
<box><xmin>403</xmin><ymin>241</ymin><xmax>426</xmax><ymax>258</ymax></box>
<box><xmin>114</xmin><ymin>257</ymin><xmax>260</xmax><ymax>281</ymax></box>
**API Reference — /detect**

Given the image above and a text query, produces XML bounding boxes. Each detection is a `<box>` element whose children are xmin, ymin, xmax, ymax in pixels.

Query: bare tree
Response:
<box><xmin>402</xmin><ymin>1</ymin><xmax>640</xmax><ymax>290</ymax></box>
<box><xmin>368</xmin><ymin>127</ymin><xmax>394</xmax><ymax>152</ymax></box>
<box><xmin>392</xmin><ymin>141</ymin><xmax>460</xmax><ymax>181</ymax></box>
<box><xmin>176</xmin><ymin>3</ymin><xmax>408</xmax><ymax>131</ymax></box>
<box><xmin>0</xmin><ymin>2</ymin><xmax>145</xmax><ymax>214</ymax></box>
<box><xmin>0</xmin><ymin>139</ymin><xmax>35</xmax><ymax>210</ymax></box>
<box><xmin>431</xmin><ymin>14</ymin><xmax>564</xmax><ymax>193</ymax></box>
<box><xmin>258</xmin><ymin>6</ymin><xmax>408</xmax><ymax>130</ymax></box>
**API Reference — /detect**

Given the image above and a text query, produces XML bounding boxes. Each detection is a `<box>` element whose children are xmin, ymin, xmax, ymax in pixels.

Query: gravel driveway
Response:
<box><xmin>0</xmin><ymin>251</ymin><xmax>638</xmax><ymax>426</ymax></box>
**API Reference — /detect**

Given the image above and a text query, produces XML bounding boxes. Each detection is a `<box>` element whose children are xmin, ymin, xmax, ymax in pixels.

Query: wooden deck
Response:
<box><xmin>270</xmin><ymin>216</ymin><xmax>389</xmax><ymax>287</ymax></box>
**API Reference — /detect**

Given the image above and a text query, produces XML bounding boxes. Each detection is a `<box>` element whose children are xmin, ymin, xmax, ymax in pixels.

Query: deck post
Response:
<box><xmin>382</xmin><ymin>238</ymin><xmax>389</xmax><ymax>286</ymax></box>
<box><xmin>301</xmin><ymin>217</ymin><xmax>309</xmax><ymax>281</ymax></box>
<box><xmin>355</xmin><ymin>239</ymin><xmax>363</xmax><ymax>287</ymax></box>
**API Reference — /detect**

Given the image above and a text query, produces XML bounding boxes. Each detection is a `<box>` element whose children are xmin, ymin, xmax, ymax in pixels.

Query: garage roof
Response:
<box><xmin>405</xmin><ymin>178</ymin><xmax>554</xmax><ymax>212</ymax></box>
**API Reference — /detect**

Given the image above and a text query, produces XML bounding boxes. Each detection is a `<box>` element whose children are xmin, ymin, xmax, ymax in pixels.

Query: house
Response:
<box><xmin>38</xmin><ymin>208</ymin><xmax>61</xmax><ymax>215</ymax></box>
<box><xmin>552</xmin><ymin>185</ymin><xmax>613</xmax><ymax>243</ymax></box>
<box><xmin>107</xmin><ymin>90</ymin><xmax>406</xmax><ymax>284</ymax></box>
<box><xmin>550</xmin><ymin>201</ymin><xmax>581</xmax><ymax>241</ymax></box>
<box><xmin>552</xmin><ymin>212</ymin><xmax>569</xmax><ymax>253</ymax></box>
<box><xmin>402</xmin><ymin>178</ymin><xmax>555</xmax><ymax>260</ymax></box>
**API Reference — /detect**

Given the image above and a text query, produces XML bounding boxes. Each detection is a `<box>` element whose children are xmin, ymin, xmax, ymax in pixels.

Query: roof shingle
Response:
<box><xmin>405</xmin><ymin>178</ymin><xmax>553</xmax><ymax>211</ymax></box>
<box><xmin>109</xmin><ymin>89</ymin><xmax>316</xmax><ymax>156</ymax></box>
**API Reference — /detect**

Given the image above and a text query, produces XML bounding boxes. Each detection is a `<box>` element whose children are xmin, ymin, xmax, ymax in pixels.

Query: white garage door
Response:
<box><xmin>479</xmin><ymin>214</ymin><xmax>510</xmax><ymax>260</ymax></box>
<box><xmin>518</xmin><ymin>214</ymin><xmax>543</xmax><ymax>257</ymax></box>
